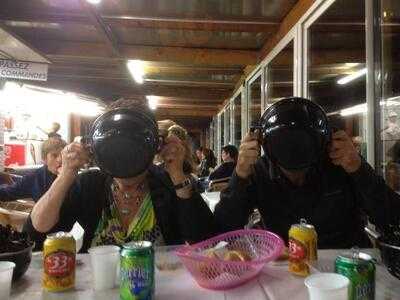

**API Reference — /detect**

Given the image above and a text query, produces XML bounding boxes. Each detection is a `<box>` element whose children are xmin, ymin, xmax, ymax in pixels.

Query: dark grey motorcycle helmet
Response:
<box><xmin>88</xmin><ymin>106</ymin><xmax>159</xmax><ymax>178</ymax></box>
<box><xmin>259</xmin><ymin>97</ymin><xmax>330</xmax><ymax>170</ymax></box>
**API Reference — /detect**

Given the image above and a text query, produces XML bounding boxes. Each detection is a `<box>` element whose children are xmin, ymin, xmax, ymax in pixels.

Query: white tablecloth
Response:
<box><xmin>11</xmin><ymin>249</ymin><xmax>400</xmax><ymax>300</ymax></box>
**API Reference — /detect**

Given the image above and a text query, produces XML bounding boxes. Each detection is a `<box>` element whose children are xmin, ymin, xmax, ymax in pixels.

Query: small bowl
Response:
<box><xmin>0</xmin><ymin>243</ymin><xmax>34</xmax><ymax>281</ymax></box>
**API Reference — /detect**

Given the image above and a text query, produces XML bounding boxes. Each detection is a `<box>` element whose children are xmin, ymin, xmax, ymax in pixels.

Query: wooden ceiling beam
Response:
<box><xmin>35</xmin><ymin>41</ymin><xmax>257</xmax><ymax>66</ymax></box>
<box><xmin>155</xmin><ymin>108</ymin><xmax>216</xmax><ymax>118</ymax></box>
<box><xmin>259</xmin><ymin>0</ymin><xmax>316</xmax><ymax>60</ymax></box>
<box><xmin>156</xmin><ymin>103</ymin><xmax>217</xmax><ymax>110</ymax></box>
<box><xmin>120</xmin><ymin>85</ymin><xmax>231</xmax><ymax>100</ymax></box>
<box><xmin>28</xmin><ymin>78</ymin><xmax>230</xmax><ymax>101</ymax></box>
<box><xmin>144</xmin><ymin>78</ymin><xmax>234</xmax><ymax>88</ymax></box>
<box><xmin>49</xmin><ymin>65</ymin><xmax>241</xmax><ymax>84</ymax></box>
<box><xmin>145</xmin><ymin>65</ymin><xmax>243</xmax><ymax>76</ymax></box>
<box><xmin>102</xmin><ymin>15</ymin><xmax>279</xmax><ymax>33</ymax></box>
<box><xmin>47</xmin><ymin>70</ymin><xmax>235</xmax><ymax>88</ymax></box>
<box><xmin>0</xmin><ymin>12</ymin><xmax>280</xmax><ymax>33</ymax></box>
<box><xmin>157</xmin><ymin>97</ymin><xmax>221</xmax><ymax>105</ymax></box>
<box><xmin>78</xmin><ymin>0</ymin><xmax>120</xmax><ymax>57</ymax></box>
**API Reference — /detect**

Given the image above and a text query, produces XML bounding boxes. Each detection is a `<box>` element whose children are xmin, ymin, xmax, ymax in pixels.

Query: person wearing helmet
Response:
<box><xmin>24</xmin><ymin>98</ymin><xmax>215</xmax><ymax>251</ymax></box>
<box><xmin>214</xmin><ymin>97</ymin><xmax>400</xmax><ymax>249</ymax></box>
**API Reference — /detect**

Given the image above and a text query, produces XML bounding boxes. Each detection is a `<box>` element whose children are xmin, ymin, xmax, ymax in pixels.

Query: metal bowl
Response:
<box><xmin>0</xmin><ymin>242</ymin><xmax>34</xmax><ymax>281</ymax></box>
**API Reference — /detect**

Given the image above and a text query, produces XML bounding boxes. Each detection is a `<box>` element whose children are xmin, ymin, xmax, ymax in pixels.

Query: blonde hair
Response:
<box><xmin>41</xmin><ymin>138</ymin><xmax>67</xmax><ymax>159</ymax></box>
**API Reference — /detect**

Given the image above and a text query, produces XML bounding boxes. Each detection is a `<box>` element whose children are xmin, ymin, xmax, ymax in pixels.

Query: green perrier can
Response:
<box><xmin>120</xmin><ymin>241</ymin><xmax>154</xmax><ymax>300</ymax></box>
<box><xmin>335</xmin><ymin>250</ymin><xmax>375</xmax><ymax>300</ymax></box>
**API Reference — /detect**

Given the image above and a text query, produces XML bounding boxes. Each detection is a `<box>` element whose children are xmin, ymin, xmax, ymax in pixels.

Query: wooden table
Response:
<box><xmin>11</xmin><ymin>249</ymin><xmax>400</xmax><ymax>300</ymax></box>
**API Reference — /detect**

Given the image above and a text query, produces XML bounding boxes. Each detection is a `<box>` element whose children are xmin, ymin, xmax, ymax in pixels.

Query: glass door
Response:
<box><xmin>304</xmin><ymin>0</ymin><xmax>368</xmax><ymax>160</ymax></box>
<box><xmin>247</xmin><ymin>71</ymin><xmax>262</xmax><ymax>129</ymax></box>
<box><xmin>379</xmin><ymin>0</ymin><xmax>400</xmax><ymax>190</ymax></box>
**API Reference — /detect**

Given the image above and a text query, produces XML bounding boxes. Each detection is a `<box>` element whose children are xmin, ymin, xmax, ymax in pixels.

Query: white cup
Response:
<box><xmin>0</xmin><ymin>261</ymin><xmax>15</xmax><ymax>300</ymax></box>
<box><xmin>88</xmin><ymin>245</ymin><xmax>120</xmax><ymax>291</ymax></box>
<box><xmin>305</xmin><ymin>273</ymin><xmax>349</xmax><ymax>300</ymax></box>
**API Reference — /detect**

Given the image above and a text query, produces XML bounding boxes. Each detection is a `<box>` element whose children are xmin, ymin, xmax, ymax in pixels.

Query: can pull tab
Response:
<box><xmin>300</xmin><ymin>218</ymin><xmax>308</xmax><ymax>226</ymax></box>
<box><xmin>351</xmin><ymin>247</ymin><xmax>360</xmax><ymax>259</ymax></box>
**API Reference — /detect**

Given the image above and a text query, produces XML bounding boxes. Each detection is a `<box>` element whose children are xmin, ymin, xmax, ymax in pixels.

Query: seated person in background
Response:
<box><xmin>215</xmin><ymin>97</ymin><xmax>400</xmax><ymax>249</ymax></box>
<box><xmin>24</xmin><ymin>99</ymin><xmax>215</xmax><ymax>252</ymax></box>
<box><xmin>47</xmin><ymin>122</ymin><xmax>61</xmax><ymax>138</ymax></box>
<box><xmin>0</xmin><ymin>138</ymin><xmax>66</xmax><ymax>202</ymax></box>
<box><xmin>209</xmin><ymin>145</ymin><xmax>238</xmax><ymax>181</ymax></box>
<box><xmin>198</xmin><ymin>148</ymin><xmax>217</xmax><ymax>177</ymax></box>
<box><xmin>195</xmin><ymin>147</ymin><xmax>203</xmax><ymax>165</ymax></box>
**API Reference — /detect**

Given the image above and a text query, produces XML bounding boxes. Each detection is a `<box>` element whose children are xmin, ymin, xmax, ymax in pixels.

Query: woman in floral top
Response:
<box><xmin>24</xmin><ymin>99</ymin><xmax>215</xmax><ymax>252</ymax></box>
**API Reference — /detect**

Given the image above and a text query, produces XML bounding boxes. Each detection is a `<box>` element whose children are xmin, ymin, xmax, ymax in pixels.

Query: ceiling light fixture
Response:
<box><xmin>337</xmin><ymin>68</ymin><xmax>367</xmax><ymax>85</ymax></box>
<box><xmin>127</xmin><ymin>60</ymin><xmax>145</xmax><ymax>84</ymax></box>
<box><xmin>146</xmin><ymin>95</ymin><xmax>158</xmax><ymax>110</ymax></box>
<box><xmin>86</xmin><ymin>0</ymin><xmax>101</xmax><ymax>4</ymax></box>
<box><xmin>340</xmin><ymin>103</ymin><xmax>367</xmax><ymax>116</ymax></box>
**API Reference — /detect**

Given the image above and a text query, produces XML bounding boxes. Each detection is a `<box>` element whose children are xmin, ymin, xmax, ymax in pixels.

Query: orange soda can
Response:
<box><xmin>288</xmin><ymin>218</ymin><xmax>318</xmax><ymax>276</ymax></box>
<box><xmin>43</xmin><ymin>232</ymin><xmax>76</xmax><ymax>292</ymax></box>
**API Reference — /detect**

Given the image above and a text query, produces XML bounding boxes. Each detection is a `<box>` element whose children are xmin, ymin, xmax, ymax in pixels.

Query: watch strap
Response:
<box><xmin>174</xmin><ymin>178</ymin><xmax>191</xmax><ymax>190</ymax></box>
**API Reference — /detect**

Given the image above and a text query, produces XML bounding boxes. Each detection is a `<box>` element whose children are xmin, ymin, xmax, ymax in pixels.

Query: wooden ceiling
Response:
<box><xmin>0</xmin><ymin>0</ymin><xmax>299</xmax><ymax>130</ymax></box>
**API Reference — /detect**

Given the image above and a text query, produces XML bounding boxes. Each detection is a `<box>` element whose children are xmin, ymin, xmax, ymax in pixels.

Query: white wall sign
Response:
<box><xmin>0</xmin><ymin>59</ymin><xmax>48</xmax><ymax>81</ymax></box>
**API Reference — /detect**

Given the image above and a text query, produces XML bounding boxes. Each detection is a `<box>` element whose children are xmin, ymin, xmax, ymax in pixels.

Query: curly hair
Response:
<box><xmin>157</xmin><ymin>119</ymin><xmax>196</xmax><ymax>174</ymax></box>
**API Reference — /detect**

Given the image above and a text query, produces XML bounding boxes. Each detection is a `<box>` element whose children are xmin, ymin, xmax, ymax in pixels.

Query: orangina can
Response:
<box><xmin>288</xmin><ymin>218</ymin><xmax>318</xmax><ymax>276</ymax></box>
<box><xmin>43</xmin><ymin>232</ymin><xmax>76</xmax><ymax>292</ymax></box>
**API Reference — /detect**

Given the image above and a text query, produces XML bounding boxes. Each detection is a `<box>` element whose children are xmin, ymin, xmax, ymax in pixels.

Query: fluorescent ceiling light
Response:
<box><xmin>86</xmin><ymin>0</ymin><xmax>101</xmax><ymax>4</ymax></box>
<box><xmin>344</xmin><ymin>63</ymin><xmax>359</xmax><ymax>68</ymax></box>
<box><xmin>1</xmin><ymin>82</ymin><xmax>104</xmax><ymax>117</ymax></box>
<box><xmin>340</xmin><ymin>104</ymin><xmax>367</xmax><ymax>116</ymax></box>
<box><xmin>127</xmin><ymin>60</ymin><xmax>145</xmax><ymax>84</ymax></box>
<box><xmin>339</xmin><ymin>97</ymin><xmax>400</xmax><ymax>117</ymax></box>
<box><xmin>337</xmin><ymin>68</ymin><xmax>367</xmax><ymax>85</ymax></box>
<box><xmin>146</xmin><ymin>96</ymin><xmax>158</xmax><ymax>110</ymax></box>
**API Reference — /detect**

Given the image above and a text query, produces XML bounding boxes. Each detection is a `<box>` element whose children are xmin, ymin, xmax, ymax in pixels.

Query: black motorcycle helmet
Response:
<box><xmin>88</xmin><ymin>106</ymin><xmax>159</xmax><ymax>178</ymax></box>
<box><xmin>259</xmin><ymin>97</ymin><xmax>330</xmax><ymax>171</ymax></box>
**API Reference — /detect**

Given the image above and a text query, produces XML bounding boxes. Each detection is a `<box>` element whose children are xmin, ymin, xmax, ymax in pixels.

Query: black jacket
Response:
<box><xmin>209</xmin><ymin>162</ymin><xmax>236</xmax><ymax>181</ymax></box>
<box><xmin>215</xmin><ymin>156</ymin><xmax>400</xmax><ymax>249</ymax></box>
<box><xmin>0</xmin><ymin>166</ymin><xmax>56</xmax><ymax>202</ymax></box>
<box><xmin>24</xmin><ymin>165</ymin><xmax>216</xmax><ymax>252</ymax></box>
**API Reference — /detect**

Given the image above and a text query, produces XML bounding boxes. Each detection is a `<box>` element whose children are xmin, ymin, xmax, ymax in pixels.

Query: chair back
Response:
<box><xmin>208</xmin><ymin>177</ymin><xmax>230</xmax><ymax>192</ymax></box>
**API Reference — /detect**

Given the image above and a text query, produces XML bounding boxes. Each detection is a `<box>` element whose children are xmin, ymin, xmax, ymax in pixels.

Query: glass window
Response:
<box><xmin>224</xmin><ymin>106</ymin><xmax>231</xmax><ymax>145</ymax></box>
<box><xmin>307</xmin><ymin>0</ymin><xmax>367</xmax><ymax>159</ymax></box>
<box><xmin>233</xmin><ymin>93</ymin><xmax>242</xmax><ymax>147</ymax></box>
<box><xmin>219</xmin><ymin>111</ymin><xmax>226</xmax><ymax>162</ymax></box>
<box><xmin>266</xmin><ymin>41</ymin><xmax>294</xmax><ymax>107</ymax></box>
<box><xmin>380</xmin><ymin>0</ymin><xmax>400</xmax><ymax>190</ymax></box>
<box><xmin>248</xmin><ymin>74</ymin><xmax>262</xmax><ymax>128</ymax></box>
<box><xmin>213</xmin><ymin>116</ymin><xmax>218</xmax><ymax>154</ymax></box>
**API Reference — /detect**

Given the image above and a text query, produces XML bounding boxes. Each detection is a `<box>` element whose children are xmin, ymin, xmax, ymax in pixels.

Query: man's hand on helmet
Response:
<box><xmin>235</xmin><ymin>130</ymin><xmax>261</xmax><ymax>179</ymax></box>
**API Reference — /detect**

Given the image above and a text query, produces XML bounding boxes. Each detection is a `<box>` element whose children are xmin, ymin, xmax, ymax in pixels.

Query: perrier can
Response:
<box><xmin>120</xmin><ymin>241</ymin><xmax>154</xmax><ymax>300</ymax></box>
<box><xmin>335</xmin><ymin>250</ymin><xmax>375</xmax><ymax>300</ymax></box>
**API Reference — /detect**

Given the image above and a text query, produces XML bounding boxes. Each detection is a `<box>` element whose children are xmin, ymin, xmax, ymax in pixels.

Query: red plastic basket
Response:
<box><xmin>176</xmin><ymin>229</ymin><xmax>284</xmax><ymax>290</ymax></box>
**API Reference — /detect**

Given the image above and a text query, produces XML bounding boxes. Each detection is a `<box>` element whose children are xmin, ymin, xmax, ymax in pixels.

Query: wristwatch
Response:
<box><xmin>174</xmin><ymin>178</ymin><xmax>192</xmax><ymax>190</ymax></box>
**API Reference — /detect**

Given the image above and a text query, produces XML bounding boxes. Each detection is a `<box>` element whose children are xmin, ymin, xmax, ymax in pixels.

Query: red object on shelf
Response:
<box><xmin>4</xmin><ymin>144</ymin><xmax>26</xmax><ymax>166</ymax></box>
